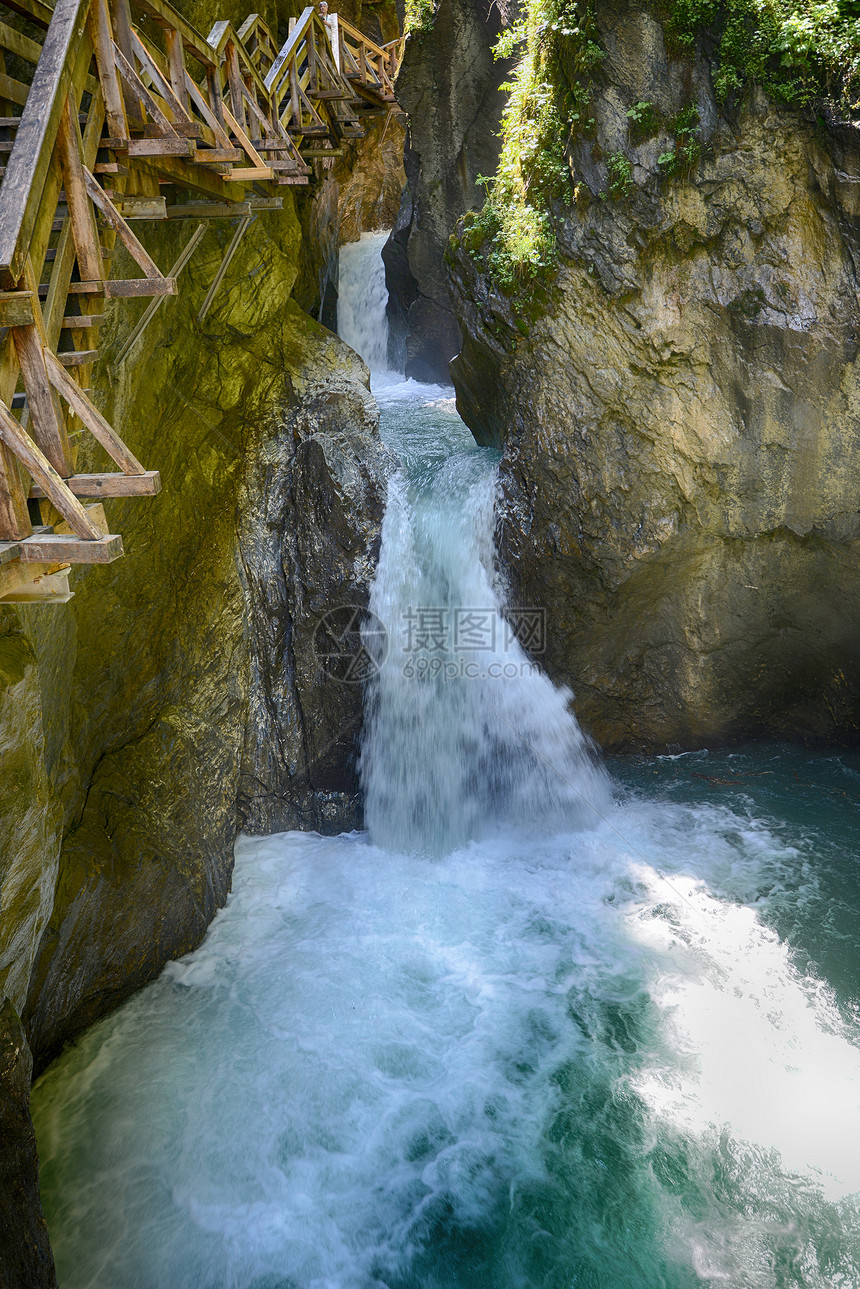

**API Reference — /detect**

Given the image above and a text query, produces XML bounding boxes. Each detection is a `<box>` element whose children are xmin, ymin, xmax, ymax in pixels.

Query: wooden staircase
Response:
<box><xmin>0</xmin><ymin>0</ymin><xmax>403</xmax><ymax>601</ymax></box>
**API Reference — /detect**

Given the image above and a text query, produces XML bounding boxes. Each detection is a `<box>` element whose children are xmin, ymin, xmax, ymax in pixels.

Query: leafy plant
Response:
<box><xmin>606</xmin><ymin>151</ymin><xmax>635</xmax><ymax>197</ymax></box>
<box><xmin>404</xmin><ymin>0</ymin><xmax>435</xmax><ymax>39</ymax></box>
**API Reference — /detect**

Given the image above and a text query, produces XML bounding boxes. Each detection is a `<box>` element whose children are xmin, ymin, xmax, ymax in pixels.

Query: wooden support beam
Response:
<box><xmin>115</xmin><ymin>220</ymin><xmax>205</xmax><ymax>363</ymax></box>
<box><xmin>57</xmin><ymin>348</ymin><xmax>98</xmax><ymax>365</ymax></box>
<box><xmin>0</xmin><ymin>398</ymin><xmax>102</xmax><ymax>537</ymax></box>
<box><xmin>197</xmin><ymin>212</ymin><xmax>250</xmax><ymax>321</ymax></box>
<box><xmin>82</xmin><ymin>167</ymin><xmax>168</xmax><ymax>281</ymax></box>
<box><xmin>130</xmin><ymin>30</ymin><xmax>194</xmax><ymax>129</ymax></box>
<box><xmin>18</xmin><ymin>532</ymin><xmax>123</xmax><ymax>562</ymax></box>
<box><xmin>12</xmin><ymin>261</ymin><xmax>74</xmax><ymax>476</ymax></box>
<box><xmin>43</xmin><ymin>346</ymin><xmax>146</xmax><ymax>474</ymax></box>
<box><xmin>89</xmin><ymin>0</ymin><xmax>127</xmax><ymax>140</ymax></box>
<box><xmin>62</xmin><ymin>313</ymin><xmax>106</xmax><ymax>327</ymax></box>
<box><xmin>104</xmin><ymin>277</ymin><xmax>177</xmax><ymax>297</ymax></box>
<box><xmin>30</xmin><ymin>469</ymin><xmax>161</xmax><ymax>496</ymax></box>
<box><xmin>57</xmin><ymin>95</ymin><xmax>104</xmax><ymax>284</ymax></box>
<box><xmin>165</xmin><ymin>28</ymin><xmax>190</xmax><ymax>115</ymax></box>
<box><xmin>0</xmin><ymin>290</ymin><xmax>35</xmax><ymax>327</ymax></box>
<box><xmin>112</xmin><ymin>40</ymin><xmax>179</xmax><ymax>137</ymax></box>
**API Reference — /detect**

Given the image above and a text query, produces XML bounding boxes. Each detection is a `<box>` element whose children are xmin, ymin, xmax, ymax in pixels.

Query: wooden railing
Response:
<box><xmin>0</xmin><ymin>0</ymin><xmax>402</xmax><ymax>601</ymax></box>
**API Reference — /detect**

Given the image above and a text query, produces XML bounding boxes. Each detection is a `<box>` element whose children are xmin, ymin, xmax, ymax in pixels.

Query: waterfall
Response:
<box><xmin>360</xmin><ymin>394</ymin><xmax>610</xmax><ymax>856</ymax></box>
<box><xmin>31</xmin><ymin>233</ymin><xmax>860</xmax><ymax>1289</ymax></box>
<box><xmin>337</xmin><ymin>230</ymin><xmax>391</xmax><ymax>373</ymax></box>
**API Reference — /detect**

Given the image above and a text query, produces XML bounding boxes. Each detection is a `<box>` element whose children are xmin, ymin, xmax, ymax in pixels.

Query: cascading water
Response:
<box><xmin>31</xmin><ymin>238</ymin><xmax>860</xmax><ymax>1289</ymax></box>
<box><xmin>337</xmin><ymin>231</ymin><xmax>391</xmax><ymax>373</ymax></box>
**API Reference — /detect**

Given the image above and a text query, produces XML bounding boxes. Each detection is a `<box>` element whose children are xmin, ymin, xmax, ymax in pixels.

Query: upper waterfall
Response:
<box><xmin>337</xmin><ymin>231</ymin><xmax>392</xmax><ymax>374</ymax></box>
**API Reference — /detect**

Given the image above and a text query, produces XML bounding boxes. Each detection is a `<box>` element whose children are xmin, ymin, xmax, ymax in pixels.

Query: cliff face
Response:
<box><xmin>449</xmin><ymin>0</ymin><xmax>860</xmax><ymax>750</ymax></box>
<box><xmin>383</xmin><ymin>0</ymin><xmax>516</xmax><ymax>379</ymax></box>
<box><xmin>0</xmin><ymin>202</ymin><xmax>389</xmax><ymax>1082</ymax></box>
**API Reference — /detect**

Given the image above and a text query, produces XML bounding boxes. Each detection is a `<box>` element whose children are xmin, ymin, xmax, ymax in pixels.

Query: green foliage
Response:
<box><xmin>404</xmin><ymin>0</ymin><xmax>435</xmax><ymax>38</ymax></box>
<box><xmin>605</xmin><ymin>151</ymin><xmax>635</xmax><ymax>197</ymax></box>
<box><xmin>625</xmin><ymin>99</ymin><xmax>659</xmax><ymax>140</ymax></box>
<box><xmin>459</xmin><ymin>0</ymin><xmax>603</xmax><ymax>300</ymax></box>
<box><xmin>668</xmin><ymin>0</ymin><xmax>860</xmax><ymax>109</ymax></box>
<box><xmin>657</xmin><ymin>104</ymin><xmax>704</xmax><ymax>175</ymax></box>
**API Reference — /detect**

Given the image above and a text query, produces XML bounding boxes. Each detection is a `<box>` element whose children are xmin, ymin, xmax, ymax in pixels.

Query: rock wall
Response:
<box><xmin>449</xmin><ymin>0</ymin><xmax>860</xmax><ymax>750</ymax></box>
<box><xmin>0</xmin><ymin>1001</ymin><xmax>56</xmax><ymax>1289</ymax></box>
<box><xmin>0</xmin><ymin>201</ymin><xmax>389</xmax><ymax>1078</ymax></box>
<box><xmin>384</xmin><ymin>0</ymin><xmax>517</xmax><ymax>380</ymax></box>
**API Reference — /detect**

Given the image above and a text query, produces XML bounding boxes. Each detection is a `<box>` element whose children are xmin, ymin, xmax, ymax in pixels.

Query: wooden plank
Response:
<box><xmin>265</xmin><ymin>7</ymin><xmax>314</xmax><ymax>94</ymax></box>
<box><xmin>0</xmin><ymin>398</ymin><xmax>102</xmax><ymax>537</ymax></box>
<box><xmin>0</xmin><ymin>443</ymin><xmax>31</xmax><ymax>539</ymax></box>
<box><xmin>62</xmin><ymin>313</ymin><xmax>106</xmax><ymax>327</ymax></box>
<box><xmin>115</xmin><ymin>195</ymin><xmax>167</xmax><ymax>218</ymax></box>
<box><xmin>12</xmin><ymin>261</ymin><xmax>74</xmax><ymax>476</ymax></box>
<box><xmin>0</xmin><ymin>539</ymin><xmax>21</xmax><ymax>563</ymax></box>
<box><xmin>89</xmin><ymin>0</ymin><xmax>128</xmax><ymax>140</ymax></box>
<box><xmin>43</xmin><ymin>345</ymin><xmax>146</xmax><ymax>473</ymax></box>
<box><xmin>0</xmin><ymin>291</ymin><xmax>35</xmax><ymax>327</ymax></box>
<box><xmin>109</xmin><ymin>0</ymin><xmax>143</xmax><ymax>125</ymax></box>
<box><xmin>164</xmin><ymin>27</ymin><xmax>190</xmax><ymax>114</ymax></box>
<box><xmin>133</xmin><ymin>148</ymin><xmax>241</xmax><ymax>202</ymax></box>
<box><xmin>82</xmin><ymin>167</ymin><xmax>167</xmax><ymax>279</ymax></box>
<box><xmin>166</xmin><ymin>199</ymin><xmax>249</xmax><ymax>217</ymax></box>
<box><xmin>120</xmin><ymin>136</ymin><xmax>195</xmax><ymax>156</ymax></box>
<box><xmin>57</xmin><ymin>348</ymin><xmax>98</xmax><ymax>366</ymax></box>
<box><xmin>221</xmin><ymin>103</ymin><xmax>271</xmax><ymax>173</ymax></box>
<box><xmin>57</xmin><ymin>95</ymin><xmax>105</xmax><ymax>283</ymax></box>
<box><xmin>104</xmin><ymin>276</ymin><xmax>177</xmax><ymax>297</ymax></box>
<box><xmin>18</xmin><ymin>532</ymin><xmax>123</xmax><ymax>562</ymax></box>
<box><xmin>0</xmin><ymin>74</ymin><xmax>29</xmax><ymax>108</ymax></box>
<box><xmin>30</xmin><ymin>469</ymin><xmax>161</xmax><ymax>496</ymax></box>
<box><xmin>0</xmin><ymin>0</ymin><xmax>90</xmax><ymax>283</ymax></box>
<box><xmin>225</xmin><ymin>40</ymin><xmax>247</xmax><ymax>131</ymax></box>
<box><xmin>0</xmin><ymin>21</ymin><xmax>44</xmax><ymax>67</ymax></box>
<box><xmin>184</xmin><ymin>69</ymin><xmax>232</xmax><ymax>147</ymax></box>
<box><xmin>196</xmin><ymin>146</ymin><xmax>243</xmax><ymax>162</ymax></box>
<box><xmin>224</xmin><ymin>165</ymin><xmax>273</xmax><ymax>181</ymax></box>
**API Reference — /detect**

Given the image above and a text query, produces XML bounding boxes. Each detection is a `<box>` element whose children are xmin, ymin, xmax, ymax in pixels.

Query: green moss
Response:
<box><xmin>668</xmin><ymin>0</ymin><xmax>860</xmax><ymax>109</ymax></box>
<box><xmin>404</xmin><ymin>0</ymin><xmax>435</xmax><ymax>38</ymax></box>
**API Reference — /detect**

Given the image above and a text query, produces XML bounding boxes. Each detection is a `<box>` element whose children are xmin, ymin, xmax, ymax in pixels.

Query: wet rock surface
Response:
<box><xmin>449</xmin><ymin>0</ymin><xmax>860</xmax><ymax>750</ymax></box>
<box><xmin>0</xmin><ymin>1000</ymin><xmax>56</xmax><ymax>1289</ymax></box>
<box><xmin>0</xmin><ymin>202</ymin><xmax>389</xmax><ymax>1073</ymax></box>
<box><xmin>384</xmin><ymin>0</ymin><xmax>517</xmax><ymax>381</ymax></box>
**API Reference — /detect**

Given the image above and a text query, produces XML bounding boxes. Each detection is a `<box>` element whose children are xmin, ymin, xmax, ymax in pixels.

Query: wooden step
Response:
<box><xmin>62</xmin><ymin>314</ymin><xmax>105</xmax><ymax>329</ymax></box>
<box><xmin>17</xmin><ymin>533</ymin><xmax>123</xmax><ymax>564</ymax></box>
<box><xmin>58</xmin><ymin>349</ymin><xmax>98</xmax><ymax>366</ymax></box>
<box><xmin>30</xmin><ymin>470</ymin><xmax>161</xmax><ymax>498</ymax></box>
<box><xmin>104</xmin><ymin>277</ymin><xmax>177</xmax><ymax>298</ymax></box>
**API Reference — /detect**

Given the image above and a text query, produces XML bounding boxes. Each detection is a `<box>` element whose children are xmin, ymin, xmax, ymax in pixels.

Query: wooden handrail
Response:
<box><xmin>0</xmin><ymin>0</ymin><xmax>90</xmax><ymax>283</ymax></box>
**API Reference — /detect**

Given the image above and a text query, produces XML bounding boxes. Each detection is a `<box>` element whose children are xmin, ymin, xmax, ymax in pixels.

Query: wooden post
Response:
<box><xmin>57</xmin><ymin>94</ymin><xmax>104</xmax><ymax>283</ymax></box>
<box><xmin>108</xmin><ymin>0</ymin><xmax>143</xmax><ymax>125</ymax></box>
<box><xmin>225</xmin><ymin>41</ymin><xmax>247</xmax><ymax>131</ymax></box>
<box><xmin>11</xmin><ymin>258</ymin><xmax>74</xmax><ymax>477</ymax></box>
<box><xmin>165</xmin><ymin>29</ymin><xmax>190</xmax><ymax>116</ymax></box>
<box><xmin>88</xmin><ymin>0</ymin><xmax>127</xmax><ymax>141</ymax></box>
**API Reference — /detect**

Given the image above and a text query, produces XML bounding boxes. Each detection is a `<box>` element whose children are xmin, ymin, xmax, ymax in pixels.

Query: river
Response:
<box><xmin>31</xmin><ymin>231</ymin><xmax>860</xmax><ymax>1289</ymax></box>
